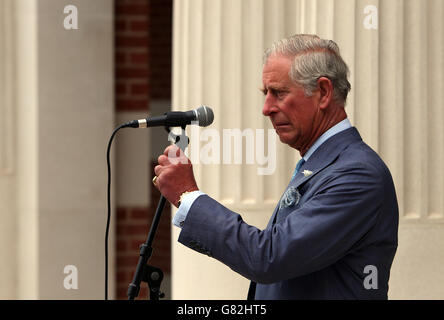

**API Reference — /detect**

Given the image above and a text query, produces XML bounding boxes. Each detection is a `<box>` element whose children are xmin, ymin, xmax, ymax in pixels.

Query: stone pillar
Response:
<box><xmin>171</xmin><ymin>0</ymin><xmax>444</xmax><ymax>299</ymax></box>
<box><xmin>0</xmin><ymin>0</ymin><xmax>114</xmax><ymax>299</ymax></box>
<box><xmin>0</xmin><ymin>0</ymin><xmax>19</xmax><ymax>299</ymax></box>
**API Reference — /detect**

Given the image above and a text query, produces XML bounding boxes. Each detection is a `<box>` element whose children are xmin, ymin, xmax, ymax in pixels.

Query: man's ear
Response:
<box><xmin>317</xmin><ymin>77</ymin><xmax>334</xmax><ymax>110</ymax></box>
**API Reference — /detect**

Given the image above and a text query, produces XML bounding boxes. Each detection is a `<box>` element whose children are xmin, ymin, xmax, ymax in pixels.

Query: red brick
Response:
<box><xmin>116</xmin><ymin>36</ymin><xmax>149</xmax><ymax>48</ymax></box>
<box><xmin>116</xmin><ymin>287</ymin><xmax>128</xmax><ymax>300</ymax></box>
<box><xmin>130</xmin><ymin>207</ymin><xmax>149</xmax><ymax>219</ymax></box>
<box><xmin>116</xmin><ymin>67</ymin><xmax>148</xmax><ymax>79</ymax></box>
<box><xmin>116</xmin><ymin>4</ymin><xmax>149</xmax><ymax>16</ymax></box>
<box><xmin>117</xmin><ymin>240</ymin><xmax>127</xmax><ymax>251</ymax></box>
<box><xmin>153</xmin><ymin>249</ymin><xmax>171</xmax><ymax>260</ymax></box>
<box><xmin>116</xmin><ymin>256</ymin><xmax>139</xmax><ymax>267</ymax></box>
<box><xmin>125</xmin><ymin>224</ymin><xmax>149</xmax><ymax>236</ymax></box>
<box><xmin>130</xmin><ymin>83</ymin><xmax>150</xmax><ymax>95</ymax></box>
<box><xmin>115</xmin><ymin>0</ymin><xmax>173</xmax><ymax>300</ymax></box>
<box><xmin>116</xmin><ymin>224</ymin><xmax>126</xmax><ymax>236</ymax></box>
<box><xmin>116</xmin><ymin>207</ymin><xmax>127</xmax><ymax>221</ymax></box>
<box><xmin>130</xmin><ymin>52</ymin><xmax>149</xmax><ymax>64</ymax></box>
<box><xmin>150</xmin><ymin>261</ymin><xmax>170</xmax><ymax>274</ymax></box>
<box><xmin>151</xmin><ymin>3</ymin><xmax>172</xmax><ymax>15</ymax></box>
<box><xmin>130</xmin><ymin>240</ymin><xmax>143</xmax><ymax>251</ymax></box>
<box><xmin>115</xmin><ymin>52</ymin><xmax>127</xmax><ymax>65</ymax></box>
<box><xmin>153</xmin><ymin>231</ymin><xmax>171</xmax><ymax>242</ymax></box>
<box><xmin>115</xmin><ymin>20</ymin><xmax>127</xmax><ymax>32</ymax></box>
<box><xmin>138</xmin><ymin>286</ymin><xmax>149</xmax><ymax>299</ymax></box>
<box><xmin>154</xmin><ymin>243</ymin><xmax>171</xmax><ymax>255</ymax></box>
<box><xmin>116</xmin><ymin>271</ymin><xmax>129</xmax><ymax>283</ymax></box>
<box><xmin>116</xmin><ymin>99</ymin><xmax>148</xmax><ymax>111</ymax></box>
<box><xmin>130</xmin><ymin>20</ymin><xmax>149</xmax><ymax>32</ymax></box>
<box><xmin>115</xmin><ymin>83</ymin><xmax>127</xmax><ymax>95</ymax></box>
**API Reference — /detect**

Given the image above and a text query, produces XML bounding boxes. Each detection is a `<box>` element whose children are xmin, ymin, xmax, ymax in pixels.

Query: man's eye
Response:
<box><xmin>276</xmin><ymin>91</ymin><xmax>286</xmax><ymax>99</ymax></box>
<box><xmin>261</xmin><ymin>88</ymin><xmax>286</xmax><ymax>99</ymax></box>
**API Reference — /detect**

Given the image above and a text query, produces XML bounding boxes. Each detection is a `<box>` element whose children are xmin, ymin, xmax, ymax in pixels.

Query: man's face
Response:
<box><xmin>262</xmin><ymin>54</ymin><xmax>320</xmax><ymax>152</ymax></box>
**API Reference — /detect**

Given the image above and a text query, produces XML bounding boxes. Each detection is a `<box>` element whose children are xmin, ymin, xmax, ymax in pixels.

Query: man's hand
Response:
<box><xmin>153</xmin><ymin>145</ymin><xmax>199</xmax><ymax>207</ymax></box>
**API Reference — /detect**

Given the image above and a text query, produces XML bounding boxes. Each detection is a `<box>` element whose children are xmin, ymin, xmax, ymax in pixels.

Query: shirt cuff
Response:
<box><xmin>172</xmin><ymin>190</ymin><xmax>206</xmax><ymax>228</ymax></box>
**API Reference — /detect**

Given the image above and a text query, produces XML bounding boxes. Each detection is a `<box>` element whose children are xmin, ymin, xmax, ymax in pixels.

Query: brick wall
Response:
<box><xmin>116</xmin><ymin>164</ymin><xmax>171</xmax><ymax>299</ymax></box>
<box><xmin>114</xmin><ymin>0</ymin><xmax>172</xmax><ymax>300</ymax></box>
<box><xmin>150</xmin><ymin>0</ymin><xmax>172</xmax><ymax>100</ymax></box>
<box><xmin>115</xmin><ymin>0</ymin><xmax>150</xmax><ymax>112</ymax></box>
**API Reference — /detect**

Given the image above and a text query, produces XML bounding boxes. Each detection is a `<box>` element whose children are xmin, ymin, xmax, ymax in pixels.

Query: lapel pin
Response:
<box><xmin>302</xmin><ymin>170</ymin><xmax>313</xmax><ymax>177</ymax></box>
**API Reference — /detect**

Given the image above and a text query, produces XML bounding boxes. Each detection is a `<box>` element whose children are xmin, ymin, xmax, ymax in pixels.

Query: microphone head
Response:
<box><xmin>195</xmin><ymin>106</ymin><xmax>214</xmax><ymax>127</ymax></box>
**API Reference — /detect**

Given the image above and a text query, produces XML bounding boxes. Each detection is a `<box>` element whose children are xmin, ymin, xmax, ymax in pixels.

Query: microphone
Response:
<box><xmin>124</xmin><ymin>106</ymin><xmax>214</xmax><ymax>128</ymax></box>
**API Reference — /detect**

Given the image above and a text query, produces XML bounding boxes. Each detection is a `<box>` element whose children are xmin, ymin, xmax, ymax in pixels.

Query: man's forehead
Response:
<box><xmin>263</xmin><ymin>54</ymin><xmax>293</xmax><ymax>73</ymax></box>
<box><xmin>262</xmin><ymin>56</ymin><xmax>293</xmax><ymax>85</ymax></box>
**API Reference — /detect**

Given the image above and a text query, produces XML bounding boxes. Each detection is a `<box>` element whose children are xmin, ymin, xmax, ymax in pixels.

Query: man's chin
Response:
<box><xmin>276</xmin><ymin>132</ymin><xmax>299</xmax><ymax>149</ymax></box>
<box><xmin>277</xmin><ymin>133</ymin><xmax>292</xmax><ymax>145</ymax></box>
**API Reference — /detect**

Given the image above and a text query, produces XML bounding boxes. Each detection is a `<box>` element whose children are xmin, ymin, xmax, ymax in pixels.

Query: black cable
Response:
<box><xmin>105</xmin><ymin>121</ymin><xmax>136</xmax><ymax>300</ymax></box>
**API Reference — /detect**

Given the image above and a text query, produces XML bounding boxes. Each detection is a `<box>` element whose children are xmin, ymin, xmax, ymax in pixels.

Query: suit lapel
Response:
<box><xmin>293</xmin><ymin>127</ymin><xmax>362</xmax><ymax>188</ymax></box>
<box><xmin>268</xmin><ymin>127</ymin><xmax>362</xmax><ymax>227</ymax></box>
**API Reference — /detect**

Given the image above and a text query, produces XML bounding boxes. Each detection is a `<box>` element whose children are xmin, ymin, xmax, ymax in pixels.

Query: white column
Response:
<box><xmin>14</xmin><ymin>0</ymin><xmax>39</xmax><ymax>299</ymax></box>
<box><xmin>0</xmin><ymin>0</ymin><xmax>19</xmax><ymax>299</ymax></box>
<box><xmin>35</xmin><ymin>0</ymin><xmax>115</xmax><ymax>299</ymax></box>
<box><xmin>0</xmin><ymin>0</ymin><xmax>115</xmax><ymax>299</ymax></box>
<box><xmin>388</xmin><ymin>0</ymin><xmax>444</xmax><ymax>299</ymax></box>
<box><xmin>172</xmin><ymin>0</ymin><xmax>444</xmax><ymax>299</ymax></box>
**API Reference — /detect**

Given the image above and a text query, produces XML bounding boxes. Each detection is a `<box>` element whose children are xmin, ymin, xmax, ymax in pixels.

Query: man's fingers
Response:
<box><xmin>158</xmin><ymin>154</ymin><xmax>170</xmax><ymax>166</ymax></box>
<box><xmin>163</xmin><ymin>144</ymin><xmax>190</xmax><ymax>165</ymax></box>
<box><xmin>154</xmin><ymin>165</ymin><xmax>163</xmax><ymax>176</ymax></box>
<box><xmin>164</xmin><ymin>145</ymin><xmax>180</xmax><ymax>157</ymax></box>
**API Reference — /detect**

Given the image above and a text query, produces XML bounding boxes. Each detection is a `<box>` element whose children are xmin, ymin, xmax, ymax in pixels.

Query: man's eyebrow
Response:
<box><xmin>261</xmin><ymin>85</ymin><xmax>290</xmax><ymax>93</ymax></box>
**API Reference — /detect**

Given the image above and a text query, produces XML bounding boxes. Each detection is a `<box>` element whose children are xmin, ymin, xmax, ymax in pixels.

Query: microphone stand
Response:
<box><xmin>127</xmin><ymin>126</ymin><xmax>189</xmax><ymax>300</ymax></box>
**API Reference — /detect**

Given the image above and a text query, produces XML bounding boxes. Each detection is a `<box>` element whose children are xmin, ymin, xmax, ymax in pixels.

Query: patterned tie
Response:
<box><xmin>291</xmin><ymin>158</ymin><xmax>306</xmax><ymax>180</ymax></box>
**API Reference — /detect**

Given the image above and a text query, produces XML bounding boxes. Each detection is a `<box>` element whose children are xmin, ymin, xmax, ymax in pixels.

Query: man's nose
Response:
<box><xmin>262</xmin><ymin>94</ymin><xmax>277</xmax><ymax>116</ymax></box>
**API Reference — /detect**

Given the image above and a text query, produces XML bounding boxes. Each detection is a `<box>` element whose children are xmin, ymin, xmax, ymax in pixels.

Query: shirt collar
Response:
<box><xmin>303</xmin><ymin>118</ymin><xmax>352</xmax><ymax>162</ymax></box>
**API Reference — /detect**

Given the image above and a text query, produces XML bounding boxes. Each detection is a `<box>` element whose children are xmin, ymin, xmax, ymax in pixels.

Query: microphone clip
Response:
<box><xmin>165</xmin><ymin>125</ymin><xmax>189</xmax><ymax>152</ymax></box>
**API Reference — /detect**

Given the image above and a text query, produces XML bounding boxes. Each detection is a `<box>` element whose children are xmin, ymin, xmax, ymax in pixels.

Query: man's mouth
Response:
<box><xmin>274</xmin><ymin>122</ymin><xmax>290</xmax><ymax>128</ymax></box>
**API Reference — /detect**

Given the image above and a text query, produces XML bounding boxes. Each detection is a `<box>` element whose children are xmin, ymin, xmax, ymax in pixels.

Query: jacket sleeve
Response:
<box><xmin>177</xmin><ymin>163</ymin><xmax>386</xmax><ymax>284</ymax></box>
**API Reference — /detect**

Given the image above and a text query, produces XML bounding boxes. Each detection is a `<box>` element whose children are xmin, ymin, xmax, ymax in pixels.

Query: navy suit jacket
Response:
<box><xmin>178</xmin><ymin>127</ymin><xmax>399</xmax><ymax>299</ymax></box>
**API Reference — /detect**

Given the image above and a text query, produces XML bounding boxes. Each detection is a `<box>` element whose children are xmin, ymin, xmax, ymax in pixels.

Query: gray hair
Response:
<box><xmin>263</xmin><ymin>34</ymin><xmax>351</xmax><ymax>106</ymax></box>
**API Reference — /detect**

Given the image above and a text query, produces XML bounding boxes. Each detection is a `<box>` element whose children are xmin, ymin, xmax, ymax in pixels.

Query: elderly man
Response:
<box><xmin>153</xmin><ymin>34</ymin><xmax>398</xmax><ymax>299</ymax></box>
